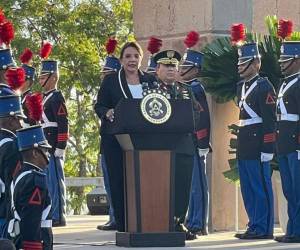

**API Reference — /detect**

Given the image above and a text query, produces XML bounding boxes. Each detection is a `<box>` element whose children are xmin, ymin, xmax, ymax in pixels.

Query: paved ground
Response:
<box><xmin>53</xmin><ymin>216</ymin><xmax>300</xmax><ymax>250</ymax></box>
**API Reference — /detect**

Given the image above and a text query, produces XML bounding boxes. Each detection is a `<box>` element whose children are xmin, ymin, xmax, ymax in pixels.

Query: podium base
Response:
<box><xmin>116</xmin><ymin>232</ymin><xmax>185</xmax><ymax>247</ymax></box>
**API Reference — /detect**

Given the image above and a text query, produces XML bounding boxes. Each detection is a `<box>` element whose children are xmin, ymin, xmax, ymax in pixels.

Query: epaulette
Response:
<box><xmin>53</xmin><ymin>90</ymin><xmax>66</xmax><ymax>101</ymax></box>
<box><xmin>257</xmin><ymin>76</ymin><xmax>269</xmax><ymax>83</ymax></box>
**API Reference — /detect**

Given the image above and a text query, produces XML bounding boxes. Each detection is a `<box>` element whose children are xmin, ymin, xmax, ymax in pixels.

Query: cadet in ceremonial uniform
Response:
<box><xmin>235</xmin><ymin>42</ymin><xmax>276</xmax><ymax>239</ymax></box>
<box><xmin>97</xmin><ymin>37</ymin><xmax>120</xmax><ymax>231</ymax></box>
<box><xmin>0</xmin><ymin>45</ymin><xmax>26</xmax><ymax>237</ymax></box>
<box><xmin>154</xmin><ymin>50</ymin><xmax>197</xmax><ymax>240</ymax></box>
<box><xmin>19</xmin><ymin>48</ymin><xmax>36</xmax><ymax>127</ymax></box>
<box><xmin>179</xmin><ymin>41</ymin><xmax>211</xmax><ymax>236</ymax></box>
<box><xmin>9</xmin><ymin>125</ymin><xmax>53</xmax><ymax>250</ymax></box>
<box><xmin>0</xmin><ymin>85</ymin><xmax>24</xmax><ymax>238</ymax></box>
<box><xmin>39</xmin><ymin>49</ymin><xmax>69</xmax><ymax>227</ymax></box>
<box><xmin>275</xmin><ymin>41</ymin><xmax>300</xmax><ymax>243</ymax></box>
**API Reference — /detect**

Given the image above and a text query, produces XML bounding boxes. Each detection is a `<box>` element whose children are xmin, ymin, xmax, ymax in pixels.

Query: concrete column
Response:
<box><xmin>132</xmin><ymin>0</ymin><xmax>293</xmax><ymax>231</ymax></box>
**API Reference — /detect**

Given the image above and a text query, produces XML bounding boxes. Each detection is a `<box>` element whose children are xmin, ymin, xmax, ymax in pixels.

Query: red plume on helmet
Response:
<box><xmin>0</xmin><ymin>9</ymin><xmax>6</xmax><ymax>24</ymax></box>
<box><xmin>25</xmin><ymin>92</ymin><xmax>43</xmax><ymax>122</ymax></box>
<box><xmin>147</xmin><ymin>36</ymin><xmax>162</xmax><ymax>54</ymax></box>
<box><xmin>40</xmin><ymin>42</ymin><xmax>52</xmax><ymax>59</ymax></box>
<box><xmin>0</xmin><ymin>20</ymin><xmax>15</xmax><ymax>46</ymax></box>
<box><xmin>277</xmin><ymin>19</ymin><xmax>293</xmax><ymax>40</ymax></box>
<box><xmin>5</xmin><ymin>67</ymin><xmax>26</xmax><ymax>90</ymax></box>
<box><xmin>20</xmin><ymin>48</ymin><xmax>33</xmax><ymax>64</ymax></box>
<box><xmin>184</xmin><ymin>31</ymin><xmax>200</xmax><ymax>48</ymax></box>
<box><xmin>105</xmin><ymin>37</ymin><xmax>118</xmax><ymax>55</ymax></box>
<box><xmin>230</xmin><ymin>23</ymin><xmax>246</xmax><ymax>45</ymax></box>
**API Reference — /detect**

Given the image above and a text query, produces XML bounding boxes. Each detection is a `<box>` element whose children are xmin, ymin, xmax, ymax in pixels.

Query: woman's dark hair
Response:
<box><xmin>120</xmin><ymin>41</ymin><xmax>143</xmax><ymax>59</ymax></box>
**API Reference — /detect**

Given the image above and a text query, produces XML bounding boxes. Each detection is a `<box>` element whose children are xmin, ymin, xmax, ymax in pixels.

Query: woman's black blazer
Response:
<box><xmin>94</xmin><ymin>68</ymin><xmax>157</xmax><ymax>133</ymax></box>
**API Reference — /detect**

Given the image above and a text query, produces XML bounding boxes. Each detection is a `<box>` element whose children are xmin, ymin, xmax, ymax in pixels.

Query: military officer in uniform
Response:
<box><xmin>235</xmin><ymin>43</ymin><xmax>276</xmax><ymax>239</ymax></box>
<box><xmin>275</xmin><ymin>41</ymin><xmax>300</xmax><ymax>243</ymax></box>
<box><xmin>39</xmin><ymin>59</ymin><xmax>69</xmax><ymax>227</ymax></box>
<box><xmin>179</xmin><ymin>48</ymin><xmax>211</xmax><ymax>236</ymax></box>
<box><xmin>96</xmin><ymin>41</ymin><xmax>121</xmax><ymax>231</ymax></box>
<box><xmin>9</xmin><ymin>125</ymin><xmax>53</xmax><ymax>250</ymax></box>
<box><xmin>154</xmin><ymin>50</ymin><xmax>197</xmax><ymax>240</ymax></box>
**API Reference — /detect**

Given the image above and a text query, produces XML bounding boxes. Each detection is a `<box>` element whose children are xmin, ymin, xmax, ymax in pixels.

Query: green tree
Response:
<box><xmin>2</xmin><ymin>0</ymin><xmax>133</xmax><ymax>214</ymax></box>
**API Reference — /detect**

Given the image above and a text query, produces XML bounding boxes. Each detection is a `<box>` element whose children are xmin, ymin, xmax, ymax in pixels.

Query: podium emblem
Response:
<box><xmin>140</xmin><ymin>90</ymin><xmax>172</xmax><ymax>124</ymax></box>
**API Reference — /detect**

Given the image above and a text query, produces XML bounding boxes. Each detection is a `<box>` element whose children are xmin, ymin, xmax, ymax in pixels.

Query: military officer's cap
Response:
<box><xmin>278</xmin><ymin>41</ymin><xmax>300</xmax><ymax>63</ymax></box>
<box><xmin>22</xmin><ymin>64</ymin><xmax>36</xmax><ymax>81</ymax></box>
<box><xmin>0</xmin><ymin>94</ymin><xmax>25</xmax><ymax>118</ymax></box>
<box><xmin>0</xmin><ymin>48</ymin><xmax>16</xmax><ymax>70</ymax></box>
<box><xmin>153</xmin><ymin>50</ymin><xmax>182</xmax><ymax>66</ymax></box>
<box><xmin>0</xmin><ymin>84</ymin><xmax>15</xmax><ymax>96</ymax></box>
<box><xmin>180</xmin><ymin>49</ymin><xmax>204</xmax><ymax>68</ymax></box>
<box><xmin>146</xmin><ymin>56</ymin><xmax>157</xmax><ymax>73</ymax></box>
<box><xmin>40</xmin><ymin>60</ymin><xmax>59</xmax><ymax>75</ymax></box>
<box><xmin>102</xmin><ymin>56</ymin><xmax>121</xmax><ymax>73</ymax></box>
<box><xmin>17</xmin><ymin>125</ymin><xmax>51</xmax><ymax>151</ymax></box>
<box><xmin>237</xmin><ymin>43</ymin><xmax>261</xmax><ymax>66</ymax></box>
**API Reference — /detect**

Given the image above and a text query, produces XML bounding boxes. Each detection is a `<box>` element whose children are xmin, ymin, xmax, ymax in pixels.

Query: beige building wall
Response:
<box><xmin>132</xmin><ymin>0</ymin><xmax>300</xmax><ymax>231</ymax></box>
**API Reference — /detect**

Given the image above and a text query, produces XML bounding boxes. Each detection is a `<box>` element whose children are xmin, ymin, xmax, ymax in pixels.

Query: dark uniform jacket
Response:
<box><xmin>276</xmin><ymin>74</ymin><xmax>300</xmax><ymax>155</ymax></box>
<box><xmin>158</xmin><ymin>80</ymin><xmax>197</xmax><ymax>156</ymax></box>
<box><xmin>237</xmin><ymin>76</ymin><xmax>277</xmax><ymax>160</ymax></box>
<box><xmin>11</xmin><ymin>162</ymin><xmax>52</xmax><ymax>250</ymax></box>
<box><xmin>41</xmin><ymin>89</ymin><xmax>69</xmax><ymax>154</ymax></box>
<box><xmin>22</xmin><ymin>89</ymin><xmax>36</xmax><ymax>127</ymax></box>
<box><xmin>94</xmin><ymin>69</ymin><xmax>157</xmax><ymax>153</ymax></box>
<box><xmin>0</xmin><ymin>129</ymin><xmax>22</xmax><ymax>219</ymax></box>
<box><xmin>184</xmin><ymin>79</ymin><xmax>211</xmax><ymax>150</ymax></box>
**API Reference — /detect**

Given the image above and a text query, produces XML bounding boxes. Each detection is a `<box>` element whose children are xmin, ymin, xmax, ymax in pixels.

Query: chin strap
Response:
<box><xmin>180</xmin><ymin>65</ymin><xmax>197</xmax><ymax>77</ymax></box>
<box><xmin>282</xmin><ymin>59</ymin><xmax>295</xmax><ymax>76</ymax></box>
<box><xmin>240</xmin><ymin>58</ymin><xmax>254</xmax><ymax>75</ymax></box>
<box><xmin>41</xmin><ymin>73</ymin><xmax>52</xmax><ymax>88</ymax></box>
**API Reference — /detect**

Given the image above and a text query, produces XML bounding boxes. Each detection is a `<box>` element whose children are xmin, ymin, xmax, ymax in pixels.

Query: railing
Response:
<box><xmin>65</xmin><ymin>177</ymin><xmax>104</xmax><ymax>187</ymax></box>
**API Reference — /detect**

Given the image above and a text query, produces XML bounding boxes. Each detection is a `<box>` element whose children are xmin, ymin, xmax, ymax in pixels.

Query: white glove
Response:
<box><xmin>54</xmin><ymin>148</ymin><xmax>65</xmax><ymax>159</ymax></box>
<box><xmin>297</xmin><ymin>150</ymin><xmax>300</xmax><ymax>160</ymax></box>
<box><xmin>261</xmin><ymin>152</ymin><xmax>273</xmax><ymax>162</ymax></box>
<box><xmin>198</xmin><ymin>148</ymin><xmax>209</xmax><ymax>157</ymax></box>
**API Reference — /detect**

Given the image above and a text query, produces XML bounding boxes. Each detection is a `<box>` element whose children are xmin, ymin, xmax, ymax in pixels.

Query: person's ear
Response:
<box><xmin>32</xmin><ymin>149</ymin><xmax>39</xmax><ymax>159</ymax></box>
<box><xmin>156</xmin><ymin>64</ymin><xmax>160</xmax><ymax>73</ymax></box>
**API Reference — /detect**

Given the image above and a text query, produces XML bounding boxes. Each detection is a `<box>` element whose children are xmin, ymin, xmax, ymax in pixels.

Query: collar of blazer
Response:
<box><xmin>118</xmin><ymin>68</ymin><xmax>147</xmax><ymax>98</ymax></box>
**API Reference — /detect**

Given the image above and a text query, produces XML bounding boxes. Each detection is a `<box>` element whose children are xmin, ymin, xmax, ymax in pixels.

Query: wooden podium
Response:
<box><xmin>104</xmin><ymin>99</ymin><xmax>195</xmax><ymax>247</ymax></box>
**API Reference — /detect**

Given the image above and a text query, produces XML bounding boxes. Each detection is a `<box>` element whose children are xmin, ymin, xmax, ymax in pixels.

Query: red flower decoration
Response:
<box><xmin>5</xmin><ymin>67</ymin><xmax>26</xmax><ymax>90</ymax></box>
<box><xmin>184</xmin><ymin>31</ymin><xmax>200</xmax><ymax>48</ymax></box>
<box><xmin>105</xmin><ymin>38</ymin><xmax>118</xmax><ymax>55</ymax></box>
<box><xmin>40</xmin><ymin>42</ymin><xmax>52</xmax><ymax>59</ymax></box>
<box><xmin>25</xmin><ymin>92</ymin><xmax>43</xmax><ymax>122</ymax></box>
<box><xmin>278</xmin><ymin>19</ymin><xmax>293</xmax><ymax>40</ymax></box>
<box><xmin>231</xmin><ymin>23</ymin><xmax>246</xmax><ymax>45</ymax></box>
<box><xmin>0</xmin><ymin>21</ymin><xmax>14</xmax><ymax>45</ymax></box>
<box><xmin>20</xmin><ymin>48</ymin><xmax>33</xmax><ymax>64</ymax></box>
<box><xmin>147</xmin><ymin>36</ymin><xmax>162</xmax><ymax>54</ymax></box>
<box><xmin>0</xmin><ymin>9</ymin><xmax>6</xmax><ymax>24</ymax></box>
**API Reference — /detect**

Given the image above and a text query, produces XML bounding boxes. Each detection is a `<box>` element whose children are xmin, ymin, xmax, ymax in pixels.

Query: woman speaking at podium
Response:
<box><xmin>94</xmin><ymin>41</ymin><xmax>156</xmax><ymax>232</ymax></box>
